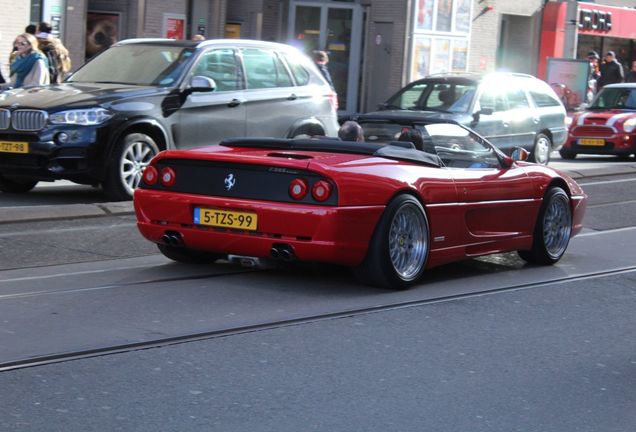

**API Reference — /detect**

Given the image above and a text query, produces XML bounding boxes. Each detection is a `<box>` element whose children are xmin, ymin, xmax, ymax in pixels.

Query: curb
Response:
<box><xmin>0</xmin><ymin>202</ymin><xmax>134</xmax><ymax>224</ymax></box>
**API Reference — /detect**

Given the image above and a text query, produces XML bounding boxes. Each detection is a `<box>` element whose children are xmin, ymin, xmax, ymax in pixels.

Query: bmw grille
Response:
<box><xmin>11</xmin><ymin>110</ymin><xmax>48</xmax><ymax>131</ymax></box>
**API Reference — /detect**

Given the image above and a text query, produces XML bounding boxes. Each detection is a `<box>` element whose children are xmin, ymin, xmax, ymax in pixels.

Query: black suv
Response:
<box><xmin>0</xmin><ymin>39</ymin><xmax>338</xmax><ymax>199</ymax></box>
<box><xmin>371</xmin><ymin>73</ymin><xmax>567</xmax><ymax>165</ymax></box>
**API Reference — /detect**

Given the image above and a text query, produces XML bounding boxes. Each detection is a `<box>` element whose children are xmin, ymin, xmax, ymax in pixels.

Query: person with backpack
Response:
<box><xmin>35</xmin><ymin>21</ymin><xmax>71</xmax><ymax>84</ymax></box>
<box><xmin>9</xmin><ymin>33</ymin><xmax>49</xmax><ymax>87</ymax></box>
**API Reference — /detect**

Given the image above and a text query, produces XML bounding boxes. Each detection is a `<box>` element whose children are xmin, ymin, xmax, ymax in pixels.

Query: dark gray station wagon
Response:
<box><xmin>372</xmin><ymin>73</ymin><xmax>567</xmax><ymax>165</ymax></box>
<box><xmin>0</xmin><ymin>39</ymin><xmax>339</xmax><ymax>200</ymax></box>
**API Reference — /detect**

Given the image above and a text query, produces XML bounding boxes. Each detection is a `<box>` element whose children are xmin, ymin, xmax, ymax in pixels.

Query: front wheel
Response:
<box><xmin>530</xmin><ymin>133</ymin><xmax>552</xmax><ymax>165</ymax></box>
<box><xmin>103</xmin><ymin>133</ymin><xmax>159</xmax><ymax>201</ymax></box>
<box><xmin>354</xmin><ymin>194</ymin><xmax>429</xmax><ymax>289</ymax></box>
<box><xmin>0</xmin><ymin>175</ymin><xmax>38</xmax><ymax>193</ymax></box>
<box><xmin>518</xmin><ymin>187</ymin><xmax>572</xmax><ymax>265</ymax></box>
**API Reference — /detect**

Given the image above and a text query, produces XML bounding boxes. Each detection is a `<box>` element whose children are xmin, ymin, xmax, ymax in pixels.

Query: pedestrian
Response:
<box><xmin>35</xmin><ymin>21</ymin><xmax>71</xmax><ymax>84</ymax></box>
<box><xmin>585</xmin><ymin>51</ymin><xmax>601</xmax><ymax>103</ymax></box>
<box><xmin>313</xmin><ymin>50</ymin><xmax>334</xmax><ymax>89</ymax></box>
<box><xmin>597</xmin><ymin>51</ymin><xmax>624</xmax><ymax>90</ymax></box>
<box><xmin>625</xmin><ymin>61</ymin><xmax>636</xmax><ymax>83</ymax></box>
<box><xmin>25</xmin><ymin>24</ymin><xmax>36</xmax><ymax>35</ymax></box>
<box><xmin>338</xmin><ymin>120</ymin><xmax>364</xmax><ymax>141</ymax></box>
<box><xmin>9</xmin><ymin>33</ymin><xmax>50</xmax><ymax>88</ymax></box>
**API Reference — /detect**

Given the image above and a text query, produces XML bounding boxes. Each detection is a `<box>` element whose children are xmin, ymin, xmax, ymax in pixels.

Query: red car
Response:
<box><xmin>561</xmin><ymin>83</ymin><xmax>636</xmax><ymax>159</ymax></box>
<box><xmin>134</xmin><ymin>120</ymin><xmax>587</xmax><ymax>289</ymax></box>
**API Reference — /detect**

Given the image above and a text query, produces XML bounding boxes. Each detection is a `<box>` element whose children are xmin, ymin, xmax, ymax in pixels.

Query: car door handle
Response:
<box><xmin>532</xmin><ymin>117</ymin><xmax>541</xmax><ymax>124</ymax></box>
<box><xmin>503</xmin><ymin>122</ymin><xmax>510</xmax><ymax>128</ymax></box>
<box><xmin>227</xmin><ymin>99</ymin><xmax>243</xmax><ymax>108</ymax></box>
<box><xmin>287</xmin><ymin>93</ymin><xmax>298</xmax><ymax>101</ymax></box>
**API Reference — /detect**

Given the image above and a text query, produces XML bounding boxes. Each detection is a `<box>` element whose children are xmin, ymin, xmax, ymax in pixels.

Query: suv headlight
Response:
<box><xmin>622</xmin><ymin>117</ymin><xmax>636</xmax><ymax>133</ymax></box>
<box><xmin>49</xmin><ymin>108</ymin><xmax>114</xmax><ymax>125</ymax></box>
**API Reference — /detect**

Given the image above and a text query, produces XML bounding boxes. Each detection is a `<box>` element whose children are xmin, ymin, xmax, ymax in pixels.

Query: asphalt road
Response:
<box><xmin>0</xmin><ymin>155</ymin><xmax>635</xmax><ymax>431</ymax></box>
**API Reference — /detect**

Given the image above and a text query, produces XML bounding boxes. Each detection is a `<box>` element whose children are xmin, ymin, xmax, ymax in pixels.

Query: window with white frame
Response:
<box><xmin>411</xmin><ymin>0</ymin><xmax>472</xmax><ymax>80</ymax></box>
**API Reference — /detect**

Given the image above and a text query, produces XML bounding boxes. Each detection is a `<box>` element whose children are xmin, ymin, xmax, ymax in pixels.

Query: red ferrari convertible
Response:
<box><xmin>134</xmin><ymin>120</ymin><xmax>587</xmax><ymax>289</ymax></box>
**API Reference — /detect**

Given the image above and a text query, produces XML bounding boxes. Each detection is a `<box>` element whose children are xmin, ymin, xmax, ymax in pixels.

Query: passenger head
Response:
<box><xmin>314</xmin><ymin>51</ymin><xmax>329</xmax><ymax>65</ymax></box>
<box><xmin>37</xmin><ymin>22</ymin><xmax>53</xmax><ymax>34</ymax></box>
<box><xmin>397</xmin><ymin>128</ymin><xmax>424</xmax><ymax>151</ymax></box>
<box><xmin>191</xmin><ymin>34</ymin><xmax>205</xmax><ymax>41</ymax></box>
<box><xmin>338</xmin><ymin>121</ymin><xmax>364</xmax><ymax>142</ymax></box>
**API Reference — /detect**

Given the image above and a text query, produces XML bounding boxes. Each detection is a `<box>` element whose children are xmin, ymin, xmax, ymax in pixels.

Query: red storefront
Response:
<box><xmin>538</xmin><ymin>2</ymin><xmax>636</xmax><ymax>79</ymax></box>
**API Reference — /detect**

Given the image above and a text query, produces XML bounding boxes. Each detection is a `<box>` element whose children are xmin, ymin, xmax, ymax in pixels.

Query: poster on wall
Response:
<box><xmin>412</xmin><ymin>37</ymin><xmax>432</xmax><ymax>80</ymax></box>
<box><xmin>546</xmin><ymin>58</ymin><xmax>590</xmax><ymax>110</ymax></box>
<box><xmin>86</xmin><ymin>12</ymin><xmax>120</xmax><ymax>60</ymax></box>
<box><xmin>416</xmin><ymin>0</ymin><xmax>434</xmax><ymax>30</ymax></box>
<box><xmin>164</xmin><ymin>14</ymin><xmax>186</xmax><ymax>40</ymax></box>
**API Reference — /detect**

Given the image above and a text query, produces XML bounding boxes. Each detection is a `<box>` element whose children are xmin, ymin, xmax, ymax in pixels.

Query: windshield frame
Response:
<box><xmin>68</xmin><ymin>43</ymin><xmax>198</xmax><ymax>88</ymax></box>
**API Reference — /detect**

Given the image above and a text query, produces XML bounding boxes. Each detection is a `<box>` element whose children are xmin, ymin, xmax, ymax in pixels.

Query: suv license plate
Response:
<box><xmin>194</xmin><ymin>208</ymin><xmax>258</xmax><ymax>231</ymax></box>
<box><xmin>578</xmin><ymin>138</ymin><xmax>605</xmax><ymax>146</ymax></box>
<box><xmin>0</xmin><ymin>141</ymin><xmax>29</xmax><ymax>153</ymax></box>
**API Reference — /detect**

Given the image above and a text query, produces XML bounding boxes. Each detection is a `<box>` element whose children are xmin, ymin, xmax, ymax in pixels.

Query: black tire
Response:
<box><xmin>518</xmin><ymin>187</ymin><xmax>572</xmax><ymax>265</ymax></box>
<box><xmin>157</xmin><ymin>243</ymin><xmax>224</xmax><ymax>264</ymax></box>
<box><xmin>353</xmin><ymin>194</ymin><xmax>429</xmax><ymax>289</ymax></box>
<box><xmin>103</xmin><ymin>133</ymin><xmax>159</xmax><ymax>201</ymax></box>
<box><xmin>559</xmin><ymin>148</ymin><xmax>577</xmax><ymax>160</ymax></box>
<box><xmin>529</xmin><ymin>133</ymin><xmax>552</xmax><ymax>165</ymax></box>
<box><xmin>0</xmin><ymin>175</ymin><xmax>38</xmax><ymax>193</ymax></box>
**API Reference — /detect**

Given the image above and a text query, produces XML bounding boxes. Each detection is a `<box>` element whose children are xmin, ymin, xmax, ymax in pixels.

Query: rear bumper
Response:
<box><xmin>564</xmin><ymin>132</ymin><xmax>636</xmax><ymax>155</ymax></box>
<box><xmin>134</xmin><ymin>189</ymin><xmax>384</xmax><ymax>266</ymax></box>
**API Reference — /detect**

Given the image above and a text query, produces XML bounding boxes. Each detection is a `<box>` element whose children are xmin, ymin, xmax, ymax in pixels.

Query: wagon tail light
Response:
<box><xmin>142</xmin><ymin>166</ymin><xmax>158</xmax><ymax>185</ymax></box>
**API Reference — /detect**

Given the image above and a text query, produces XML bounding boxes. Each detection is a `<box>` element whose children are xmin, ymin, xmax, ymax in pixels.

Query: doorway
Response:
<box><xmin>289</xmin><ymin>1</ymin><xmax>363</xmax><ymax>113</ymax></box>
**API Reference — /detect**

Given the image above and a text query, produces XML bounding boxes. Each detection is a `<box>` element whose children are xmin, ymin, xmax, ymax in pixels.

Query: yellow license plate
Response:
<box><xmin>578</xmin><ymin>138</ymin><xmax>605</xmax><ymax>146</ymax></box>
<box><xmin>194</xmin><ymin>208</ymin><xmax>258</xmax><ymax>231</ymax></box>
<box><xmin>0</xmin><ymin>141</ymin><xmax>29</xmax><ymax>154</ymax></box>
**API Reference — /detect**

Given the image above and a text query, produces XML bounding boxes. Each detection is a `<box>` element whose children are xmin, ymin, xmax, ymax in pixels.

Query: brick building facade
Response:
<box><xmin>2</xmin><ymin>0</ymin><xmax>635</xmax><ymax>112</ymax></box>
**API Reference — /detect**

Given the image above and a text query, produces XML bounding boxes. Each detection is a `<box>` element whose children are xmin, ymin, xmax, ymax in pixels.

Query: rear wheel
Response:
<box><xmin>157</xmin><ymin>244</ymin><xmax>224</xmax><ymax>264</ymax></box>
<box><xmin>354</xmin><ymin>194</ymin><xmax>429</xmax><ymax>289</ymax></box>
<box><xmin>559</xmin><ymin>148</ymin><xmax>577</xmax><ymax>160</ymax></box>
<box><xmin>518</xmin><ymin>187</ymin><xmax>572</xmax><ymax>265</ymax></box>
<box><xmin>0</xmin><ymin>175</ymin><xmax>38</xmax><ymax>193</ymax></box>
<box><xmin>103</xmin><ymin>133</ymin><xmax>159</xmax><ymax>201</ymax></box>
<box><xmin>529</xmin><ymin>133</ymin><xmax>552</xmax><ymax>165</ymax></box>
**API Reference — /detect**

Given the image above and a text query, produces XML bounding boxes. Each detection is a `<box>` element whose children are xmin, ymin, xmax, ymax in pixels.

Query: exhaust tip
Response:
<box><xmin>270</xmin><ymin>247</ymin><xmax>280</xmax><ymax>259</ymax></box>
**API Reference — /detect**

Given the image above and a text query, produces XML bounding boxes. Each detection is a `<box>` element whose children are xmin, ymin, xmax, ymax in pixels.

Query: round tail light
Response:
<box><xmin>311</xmin><ymin>180</ymin><xmax>332</xmax><ymax>202</ymax></box>
<box><xmin>160</xmin><ymin>167</ymin><xmax>176</xmax><ymax>187</ymax></box>
<box><xmin>289</xmin><ymin>178</ymin><xmax>308</xmax><ymax>200</ymax></box>
<box><xmin>142</xmin><ymin>166</ymin><xmax>158</xmax><ymax>185</ymax></box>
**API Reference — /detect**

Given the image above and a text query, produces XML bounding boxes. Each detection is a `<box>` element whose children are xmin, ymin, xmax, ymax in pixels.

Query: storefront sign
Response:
<box><xmin>578</xmin><ymin>9</ymin><xmax>612</xmax><ymax>32</ymax></box>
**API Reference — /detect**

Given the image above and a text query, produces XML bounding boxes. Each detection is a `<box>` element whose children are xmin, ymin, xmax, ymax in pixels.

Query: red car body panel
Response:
<box><xmin>135</xmin><ymin>142</ymin><xmax>587</xmax><ymax>271</ymax></box>
<box><xmin>565</xmin><ymin>109</ymin><xmax>636</xmax><ymax>155</ymax></box>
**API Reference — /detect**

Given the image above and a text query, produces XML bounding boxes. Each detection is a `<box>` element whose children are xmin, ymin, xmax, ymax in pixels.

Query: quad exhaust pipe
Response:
<box><xmin>161</xmin><ymin>231</ymin><xmax>184</xmax><ymax>247</ymax></box>
<box><xmin>270</xmin><ymin>243</ymin><xmax>296</xmax><ymax>261</ymax></box>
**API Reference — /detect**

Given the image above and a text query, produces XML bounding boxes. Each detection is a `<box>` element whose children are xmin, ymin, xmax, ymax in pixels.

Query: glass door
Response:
<box><xmin>289</xmin><ymin>1</ymin><xmax>362</xmax><ymax>113</ymax></box>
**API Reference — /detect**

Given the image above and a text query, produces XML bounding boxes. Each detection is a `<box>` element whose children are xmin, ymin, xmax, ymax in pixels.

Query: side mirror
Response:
<box><xmin>189</xmin><ymin>75</ymin><xmax>217</xmax><ymax>93</ymax></box>
<box><xmin>472</xmin><ymin>107</ymin><xmax>494</xmax><ymax>123</ymax></box>
<box><xmin>511</xmin><ymin>147</ymin><xmax>530</xmax><ymax>162</ymax></box>
<box><xmin>501</xmin><ymin>147</ymin><xmax>530</xmax><ymax>168</ymax></box>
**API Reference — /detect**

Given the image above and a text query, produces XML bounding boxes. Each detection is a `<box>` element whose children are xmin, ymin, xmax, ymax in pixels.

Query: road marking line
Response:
<box><xmin>580</xmin><ymin>178</ymin><xmax>636</xmax><ymax>186</ymax></box>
